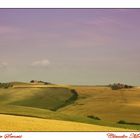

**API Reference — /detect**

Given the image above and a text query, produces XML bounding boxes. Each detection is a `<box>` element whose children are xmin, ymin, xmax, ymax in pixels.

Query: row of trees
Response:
<box><xmin>30</xmin><ymin>80</ymin><xmax>52</xmax><ymax>85</ymax></box>
<box><xmin>109</xmin><ymin>83</ymin><xmax>133</xmax><ymax>90</ymax></box>
<box><xmin>0</xmin><ymin>83</ymin><xmax>13</xmax><ymax>88</ymax></box>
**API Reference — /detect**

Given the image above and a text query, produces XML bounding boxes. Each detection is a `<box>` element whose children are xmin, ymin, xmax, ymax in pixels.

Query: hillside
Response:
<box><xmin>0</xmin><ymin>83</ymin><xmax>140</xmax><ymax>131</ymax></box>
<box><xmin>0</xmin><ymin>114</ymin><xmax>130</xmax><ymax>131</ymax></box>
<box><xmin>59</xmin><ymin>86</ymin><xmax>140</xmax><ymax>123</ymax></box>
<box><xmin>0</xmin><ymin>86</ymin><xmax>77</xmax><ymax>111</ymax></box>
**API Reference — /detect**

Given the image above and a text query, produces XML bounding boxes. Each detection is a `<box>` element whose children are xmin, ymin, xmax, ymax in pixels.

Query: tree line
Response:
<box><xmin>109</xmin><ymin>83</ymin><xmax>133</xmax><ymax>90</ymax></box>
<box><xmin>0</xmin><ymin>83</ymin><xmax>13</xmax><ymax>88</ymax></box>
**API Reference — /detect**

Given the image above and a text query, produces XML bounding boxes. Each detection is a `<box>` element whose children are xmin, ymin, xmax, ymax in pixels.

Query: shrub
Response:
<box><xmin>117</xmin><ymin>120</ymin><xmax>126</xmax><ymax>124</ymax></box>
<box><xmin>87</xmin><ymin>115</ymin><xmax>101</xmax><ymax>120</ymax></box>
<box><xmin>117</xmin><ymin>120</ymin><xmax>140</xmax><ymax>125</ymax></box>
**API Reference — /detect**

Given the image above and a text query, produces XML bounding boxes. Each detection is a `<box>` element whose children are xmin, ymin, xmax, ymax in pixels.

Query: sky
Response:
<box><xmin>0</xmin><ymin>9</ymin><xmax>140</xmax><ymax>85</ymax></box>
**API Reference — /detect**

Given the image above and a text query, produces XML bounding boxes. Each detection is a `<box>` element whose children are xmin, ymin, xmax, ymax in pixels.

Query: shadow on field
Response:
<box><xmin>9</xmin><ymin>88</ymin><xmax>78</xmax><ymax>111</ymax></box>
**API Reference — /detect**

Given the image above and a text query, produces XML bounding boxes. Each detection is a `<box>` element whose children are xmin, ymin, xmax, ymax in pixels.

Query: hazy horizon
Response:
<box><xmin>0</xmin><ymin>9</ymin><xmax>140</xmax><ymax>85</ymax></box>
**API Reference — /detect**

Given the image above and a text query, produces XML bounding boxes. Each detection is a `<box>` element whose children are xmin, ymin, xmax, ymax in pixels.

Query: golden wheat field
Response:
<box><xmin>0</xmin><ymin>114</ymin><xmax>132</xmax><ymax>131</ymax></box>
<box><xmin>0</xmin><ymin>83</ymin><xmax>140</xmax><ymax>131</ymax></box>
<box><xmin>59</xmin><ymin>86</ymin><xmax>140</xmax><ymax>123</ymax></box>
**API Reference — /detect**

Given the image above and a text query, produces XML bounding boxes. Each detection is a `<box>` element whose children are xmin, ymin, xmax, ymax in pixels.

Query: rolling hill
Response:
<box><xmin>59</xmin><ymin>86</ymin><xmax>140</xmax><ymax>123</ymax></box>
<box><xmin>0</xmin><ymin>86</ymin><xmax>77</xmax><ymax>111</ymax></box>
<box><xmin>0</xmin><ymin>82</ymin><xmax>140</xmax><ymax>131</ymax></box>
<box><xmin>0</xmin><ymin>114</ymin><xmax>130</xmax><ymax>131</ymax></box>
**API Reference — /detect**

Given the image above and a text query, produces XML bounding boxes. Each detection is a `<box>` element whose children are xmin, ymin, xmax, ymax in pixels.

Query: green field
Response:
<box><xmin>0</xmin><ymin>82</ymin><xmax>140</xmax><ymax>131</ymax></box>
<box><xmin>0</xmin><ymin>87</ymin><xmax>77</xmax><ymax>111</ymax></box>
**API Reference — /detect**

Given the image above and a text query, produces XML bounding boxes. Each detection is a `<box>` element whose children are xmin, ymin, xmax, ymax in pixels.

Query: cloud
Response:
<box><xmin>0</xmin><ymin>61</ymin><xmax>8</xmax><ymax>69</ymax></box>
<box><xmin>31</xmin><ymin>59</ymin><xmax>50</xmax><ymax>67</ymax></box>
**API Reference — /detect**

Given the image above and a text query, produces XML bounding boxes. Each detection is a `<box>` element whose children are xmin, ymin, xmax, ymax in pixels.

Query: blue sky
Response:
<box><xmin>0</xmin><ymin>9</ymin><xmax>140</xmax><ymax>85</ymax></box>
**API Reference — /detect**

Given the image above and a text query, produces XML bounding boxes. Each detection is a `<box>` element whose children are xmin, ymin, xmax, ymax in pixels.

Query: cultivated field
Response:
<box><xmin>0</xmin><ymin>82</ymin><xmax>140</xmax><ymax>131</ymax></box>
<box><xmin>0</xmin><ymin>114</ymin><xmax>130</xmax><ymax>131</ymax></box>
<box><xmin>59</xmin><ymin>86</ymin><xmax>140</xmax><ymax>123</ymax></box>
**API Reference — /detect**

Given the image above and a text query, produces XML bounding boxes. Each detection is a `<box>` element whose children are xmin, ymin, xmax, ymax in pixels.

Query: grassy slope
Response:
<box><xmin>0</xmin><ymin>104</ymin><xmax>139</xmax><ymax>130</ymax></box>
<box><xmin>0</xmin><ymin>87</ymin><xmax>77</xmax><ymax>111</ymax></box>
<box><xmin>0</xmin><ymin>114</ymin><xmax>130</xmax><ymax>131</ymax></box>
<box><xmin>0</xmin><ymin>84</ymin><xmax>140</xmax><ymax>131</ymax></box>
<box><xmin>59</xmin><ymin>86</ymin><xmax>140</xmax><ymax>123</ymax></box>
